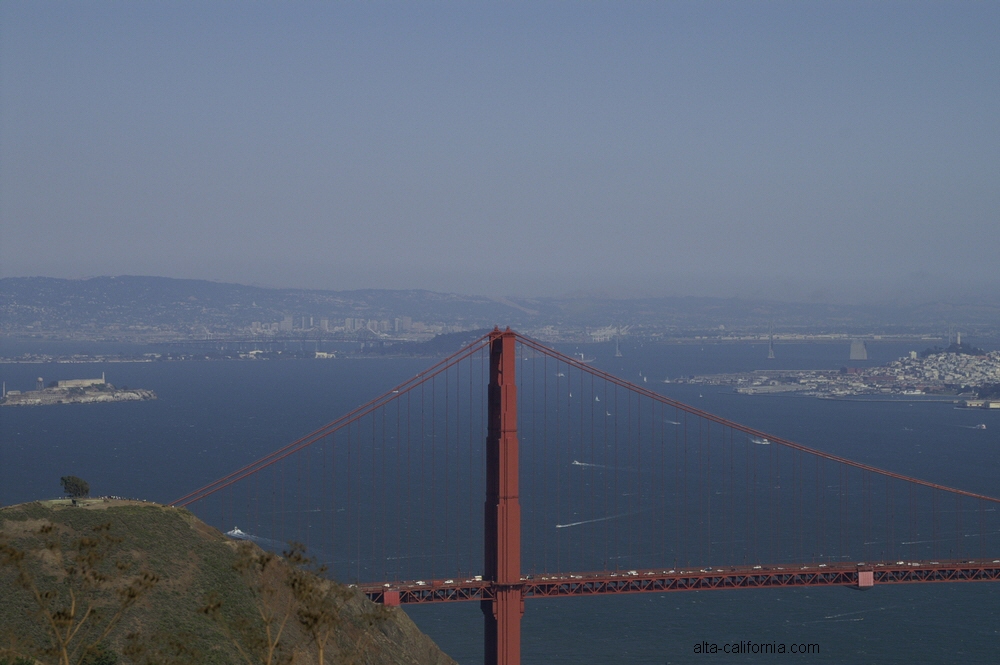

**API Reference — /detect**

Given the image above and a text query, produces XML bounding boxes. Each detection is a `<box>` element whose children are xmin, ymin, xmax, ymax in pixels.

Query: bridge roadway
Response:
<box><xmin>361</xmin><ymin>559</ymin><xmax>1000</xmax><ymax>605</ymax></box>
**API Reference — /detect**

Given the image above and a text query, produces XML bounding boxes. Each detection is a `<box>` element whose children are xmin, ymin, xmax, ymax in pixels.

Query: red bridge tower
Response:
<box><xmin>483</xmin><ymin>328</ymin><xmax>523</xmax><ymax>665</ymax></box>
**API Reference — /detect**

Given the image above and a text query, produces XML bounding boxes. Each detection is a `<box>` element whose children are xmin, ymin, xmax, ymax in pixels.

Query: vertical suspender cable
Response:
<box><xmin>637</xmin><ymin>392</ymin><xmax>642</xmax><ymax>567</ymax></box>
<box><xmin>543</xmin><ymin>353</ymin><xmax>548</xmax><ymax>573</ymax></box>
<box><xmin>431</xmin><ymin>374</ymin><xmax>436</xmax><ymax>580</ymax></box>
<box><xmin>381</xmin><ymin>396</ymin><xmax>387</xmax><ymax>581</ymax></box>
<box><xmin>370</xmin><ymin>408</ymin><xmax>376</xmax><ymax>580</ymax></box>
<box><xmin>468</xmin><ymin>349</ymin><xmax>474</xmax><ymax>575</ymax></box>
<box><xmin>531</xmin><ymin>343</ymin><xmax>537</xmax><ymax>574</ymax></box>
<box><xmin>955</xmin><ymin>494</ymin><xmax>962</xmax><ymax>560</ymax></box>
<box><xmin>302</xmin><ymin>444</ymin><xmax>309</xmax><ymax>554</ymax></box>
<box><xmin>419</xmin><ymin>381</ymin><xmax>425</xmax><ymax>579</ymax></box>
<box><xmin>627</xmin><ymin>389</ymin><xmax>634</xmax><ymax>565</ymax></box>
<box><xmin>588</xmin><ymin>374</ymin><xmax>597</xmax><ymax>568</ymax></box>
<box><xmin>556</xmin><ymin>361</ymin><xmax>561</xmax><ymax>572</ymax></box>
<box><xmin>614</xmin><ymin>382</ymin><xmax>620</xmax><ymax>569</ymax></box>
<box><xmin>355</xmin><ymin>420</ymin><xmax>361</xmax><ymax>582</ymax></box>
<box><xmin>444</xmin><ymin>364</ymin><xmax>450</xmax><ymax>577</ymax></box>
<box><xmin>604</xmin><ymin>379</ymin><xmax>610</xmax><ymax>570</ymax></box>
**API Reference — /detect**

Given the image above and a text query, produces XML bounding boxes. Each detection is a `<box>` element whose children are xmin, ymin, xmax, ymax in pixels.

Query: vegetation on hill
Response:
<box><xmin>976</xmin><ymin>383</ymin><xmax>1000</xmax><ymax>400</ymax></box>
<box><xmin>920</xmin><ymin>342</ymin><xmax>986</xmax><ymax>358</ymax></box>
<box><xmin>0</xmin><ymin>501</ymin><xmax>455</xmax><ymax>665</ymax></box>
<box><xmin>59</xmin><ymin>477</ymin><xmax>90</xmax><ymax>499</ymax></box>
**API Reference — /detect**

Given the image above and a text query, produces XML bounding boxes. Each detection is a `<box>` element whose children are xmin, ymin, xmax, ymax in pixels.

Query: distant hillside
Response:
<box><xmin>3</xmin><ymin>276</ymin><xmax>999</xmax><ymax>341</ymax></box>
<box><xmin>0</xmin><ymin>276</ymin><xmax>530</xmax><ymax>334</ymax></box>
<box><xmin>0</xmin><ymin>500</ymin><xmax>456</xmax><ymax>665</ymax></box>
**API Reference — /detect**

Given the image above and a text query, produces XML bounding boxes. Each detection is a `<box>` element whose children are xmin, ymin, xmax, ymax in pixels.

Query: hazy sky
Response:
<box><xmin>2</xmin><ymin>2</ymin><xmax>997</xmax><ymax>301</ymax></box>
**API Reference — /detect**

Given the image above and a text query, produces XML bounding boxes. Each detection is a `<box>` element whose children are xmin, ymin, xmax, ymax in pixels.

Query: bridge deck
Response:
<box><xmin>360</xmin><ymin>559</ymin><xmax>1000</xmax><ymax>605</ymax></box>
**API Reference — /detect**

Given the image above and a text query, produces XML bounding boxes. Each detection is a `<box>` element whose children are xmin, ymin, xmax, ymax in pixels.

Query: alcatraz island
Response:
<box><xmin>0</xmin><ymin>373</ymin><xmax>156</xmax><ymax>406</ymax></box>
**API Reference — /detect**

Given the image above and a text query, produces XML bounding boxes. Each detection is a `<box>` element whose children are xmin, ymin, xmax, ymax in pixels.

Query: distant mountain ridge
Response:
<box><xmin>0</xmin><ymin>275</ymin><xmax>523</xmax><ymax>327</ymax></box>
<box><xmin>2</xmin><ymin>276</ymin><xmax>999</xmax><ymax>340</ymax></box>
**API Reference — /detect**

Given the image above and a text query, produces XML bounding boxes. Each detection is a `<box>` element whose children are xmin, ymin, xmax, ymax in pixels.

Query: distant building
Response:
<box><xmin>963</xmin><ymin>399</ymin><xmax>1000</xmax><ymax>409</ymax></box>
<box><xmin>58</xmin><ymin>376</ymin><xmax>106</xmax><ymax>389</ymax></box>
<box><xmin>850</xmin><ymin>340</ymin><xmax>868</xmax><ymax>361</ymax></box>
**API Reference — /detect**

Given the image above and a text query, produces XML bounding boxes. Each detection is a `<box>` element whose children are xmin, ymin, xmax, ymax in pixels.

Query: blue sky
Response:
<box><xmin>2</xmin><ymin>2</ymin><xmax>997</xmax><ymax>301</ymax></box>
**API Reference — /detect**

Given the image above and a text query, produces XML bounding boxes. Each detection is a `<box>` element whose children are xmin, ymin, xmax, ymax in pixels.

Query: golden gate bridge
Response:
<box><xmin>172</xmin><ymin>328</ymin><xmax>1000</xmax><ymax>665</ymax></box>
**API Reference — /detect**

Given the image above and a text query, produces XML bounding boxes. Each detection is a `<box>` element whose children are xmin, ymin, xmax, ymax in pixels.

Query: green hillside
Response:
<box><xmin>0</xmin><ymin>500</ymin><xmax>456</xmax><ymax>665</ymax></box>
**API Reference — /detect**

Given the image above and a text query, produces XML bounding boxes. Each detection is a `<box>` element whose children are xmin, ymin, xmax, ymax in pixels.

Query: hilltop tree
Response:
<box><xmin>60</xmin><ymin>476</ymin><xmax>90</xmax><ymax>499</ymax></box>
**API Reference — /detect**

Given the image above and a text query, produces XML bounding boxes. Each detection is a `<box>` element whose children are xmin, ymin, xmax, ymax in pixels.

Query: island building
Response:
<box><xmin>57</xmin><ymin>373</ymin><xmax>106</xmax><ymax>389</ymax></box>
<box><xmin>963</xmin><ymin>400</ymin><xmax>1000</xmax><ymax>409</ymax></box>
<box><xmin>850</xmin><ymin>340</ymin><xmax>868</xmax><ymax>361</ymax></box>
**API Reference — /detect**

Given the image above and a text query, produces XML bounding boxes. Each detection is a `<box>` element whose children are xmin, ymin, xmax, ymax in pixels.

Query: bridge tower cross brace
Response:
<box><xmin>482</xmin><ymin>328</ymin><xmax>523</xmax><ymax>665</ymax></box>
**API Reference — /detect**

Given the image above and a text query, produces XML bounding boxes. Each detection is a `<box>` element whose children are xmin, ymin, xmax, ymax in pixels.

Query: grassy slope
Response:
<box><xmin>0</xmin><ymin>500</ymin><xmax>456</xmax><ymax>665</ymax></box>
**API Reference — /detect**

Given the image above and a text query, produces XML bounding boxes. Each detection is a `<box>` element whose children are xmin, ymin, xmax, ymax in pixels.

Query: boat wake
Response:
<box><xmin>225</xmin><ymin>527</ymin><xmax>285</xmax><ymax>548</ymax></box>
<box><xmin>571</xmin><ymin>459</ymin><xmax>608</xmax><ymax>469</ymax></box>
<box><xmin>556</xmin><ymin>512</ymin><xmax>636</xmax><ymax>529</ymax></box>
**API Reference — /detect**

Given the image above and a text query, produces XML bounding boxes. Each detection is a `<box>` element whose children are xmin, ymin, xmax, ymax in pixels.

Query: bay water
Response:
<box><xmin>2</xmin><ymin>338</ymin><xmax>999</xmax><ymax>663</ymax></box>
